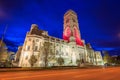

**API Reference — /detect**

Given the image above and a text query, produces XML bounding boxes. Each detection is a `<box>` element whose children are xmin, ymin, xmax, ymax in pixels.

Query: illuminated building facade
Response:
<box><xmin>18</xmin><ymin>10</ymin><xmax>103</xmax><ymax>67</ymax></box>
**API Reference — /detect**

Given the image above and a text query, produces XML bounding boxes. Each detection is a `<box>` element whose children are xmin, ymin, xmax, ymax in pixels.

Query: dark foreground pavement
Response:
<box><xmin>0</xmin><ymin>67</ymin><xmax>120</xmax><ymax>80</ymax></box>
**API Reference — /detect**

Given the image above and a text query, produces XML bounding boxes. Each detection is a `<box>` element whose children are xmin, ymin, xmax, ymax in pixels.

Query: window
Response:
<box><xmin>61</xmin><ymin>52</ymin><xmax>64</xmax><ymax>55</ymax></box>
<box><xmin>28</xmin><ymin>38</ymin><xmax>31</xmax><ymax>41</ymax></box>
<box><xmin>35</xmin><ymin>46</ymin><xmax>38</xmax><ymax>51</ymax></box>
<box><xmin>56</xmin><ymin>50</ymin><xmax>59</xmax><ymax>55</ymax></box>
<box><xmin>66</xmin><ymin>52</ymin><xmax>68</xmax><ymax>56</ymax></box>
<box><xmin>66</xmin><ymin>19</ymin><xmax>69</xmax><ymax>23</ymax></box>
<box><xmin>36</xmin><ymin>39</ymin><xmax>39</xmax><ymax>42</ymax></box>
<box><xmin>72</xmin><ymin>18</ymin><xmax>76</xmax><ymax>22</ymax></box>
<box><xmin>27</xmin><ymin>46</ymin><xmax>30</xmax><ymax>51</ymax></box>
<box><xmin>39</xmin><ymin>42</ymin><xmax>41</xmax><ymax>46</ymax></box>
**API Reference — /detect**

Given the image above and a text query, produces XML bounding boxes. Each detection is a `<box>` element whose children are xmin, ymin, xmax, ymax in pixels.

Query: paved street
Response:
<box><xmin>0</xmin><ymin>67</ymin><xmax>120</xmax><ymax>80</ymax></box>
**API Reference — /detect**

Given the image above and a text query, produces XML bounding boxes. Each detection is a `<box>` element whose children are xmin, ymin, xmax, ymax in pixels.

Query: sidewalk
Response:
<box><xmin>0</xmin><ymin>67</ymin><xmax>87</xmax><ymax>72</ymax></box>
<box><xmin>1</xmin><ymin>66</ymin><xmax>118</xmax><ymax>72</ymax></box>
<box><xmin>0</xmin><ymin>68</ymin><xmax>49</xmax><ymax>72</ymax></box>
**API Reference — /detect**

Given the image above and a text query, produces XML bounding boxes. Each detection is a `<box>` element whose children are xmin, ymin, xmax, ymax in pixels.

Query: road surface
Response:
<box><xmin>0</xmin><ymin>67</ymin><xmax>120</xmax><ymax>80</ymax></box>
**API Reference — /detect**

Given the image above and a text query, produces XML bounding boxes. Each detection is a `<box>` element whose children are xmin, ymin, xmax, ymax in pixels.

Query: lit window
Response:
<box><xmin>36</xmin><ymin>39</ymin><xmax>39</xmax><ymax>42</ymax></box>
<box><xmin>27</xmin><ymin>46</ymin><xmax>30</xmax><ymax>50</ymax></box>
<box><xmin>28</xmin><ymin>38</ymin><xmax>31</xmax><ymax>41</ymax></box>
<box><xmin>66</xmin><ymin>19</ymin><xmax>69</xmax><ymax>23</ymax></box>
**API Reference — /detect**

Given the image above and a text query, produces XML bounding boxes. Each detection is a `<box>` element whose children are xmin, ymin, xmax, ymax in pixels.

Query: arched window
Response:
<box><xmin>72</xmin><ymin>18</ymin><xmax>76</xmax><ymax>22</ymax></box>
<box><xmin>36</xmin><ymin>39</ymin><xmax>39</xmax><ymax>42</ymax></box>
<box><xmin>66</xmin><ymin>19</ymin><xmax>69</xmax><ymax>23</ymax></box>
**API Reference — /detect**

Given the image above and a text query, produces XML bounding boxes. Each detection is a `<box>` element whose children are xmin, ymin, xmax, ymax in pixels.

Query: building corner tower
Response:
<box><xmin>63</xmin><ymin>10</ymin><xmax>83</xmax><ymax>46</ymax></box>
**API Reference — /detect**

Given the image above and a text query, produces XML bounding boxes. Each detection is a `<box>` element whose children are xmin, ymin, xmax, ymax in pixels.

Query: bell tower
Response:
<box><xmin>63</xmin><ymin>10</ymin><xmax>83</xmax><ymax>46</ymax></box>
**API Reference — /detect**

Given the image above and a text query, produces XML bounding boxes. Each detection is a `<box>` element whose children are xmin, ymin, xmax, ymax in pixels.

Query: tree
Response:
<box><xmin>0</xmin><ymin>51</ymin><xmax>14</xmax><ymax>67</ymax></box>
<box><xmin>0</xmin><ymin>40</ymin><xmax>15</xmax><ymax>67</ymax></box>
<box><xmin>0</xmin><ymin>40</ymin><xmax>6</xmax><ymax>51</ymax></box>
<box><xmin>0</xmin><ymin>51</ymin><xmax>8</xmax><ymax>63</ymax></box>
<box><xmin>0</xmin><ymin>40</ymin><xmax>7</xmax><ymax>53</ymax></box>
<box><xmin>29</xmin><ymin>55</ymin><xmax>37</xmax><ymax>67</ymax></box>
<box><xmin>43</xmin><ymin>42</ymin><xmax>51</xmax><ymax>67</ymax></box>
<box><xmin>103</xmin><ymin>51</ymin><xmax>111</xmax><ymax>64</ymax></box>
<box><xmin>76</xmin><ymin>59</ymin><xmax>80</xmax><ymax>66</ymax></box>
<box><xmin>57</xmin><ymin>57</ymin><xmax>64</xmax><ymax>66</ymax></box>
<box><xmin>0</xmin><ymin>40</ymin><xmax>8</xmax><ymax>67</ymax></box>
<box><xmin>117</xmin><ymin>56</ymin><xmax>120</xmax><ymax>64</ymax></box>
<box><xmin>76</xmin><ymin>58</ymin><xmax>85</xmax><ymax>67</ymax></box>
<box><xmin>47</xmin><ymin>43</ymin><xmax>56</xmax><ymax>66</ymax></box>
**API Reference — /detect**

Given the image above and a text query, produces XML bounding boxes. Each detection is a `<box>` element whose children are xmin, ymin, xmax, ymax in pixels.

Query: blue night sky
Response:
<box><xmin>0</xmin><ymin>0</ymin><xmax>120</xmax><ymax>55</ymax></box>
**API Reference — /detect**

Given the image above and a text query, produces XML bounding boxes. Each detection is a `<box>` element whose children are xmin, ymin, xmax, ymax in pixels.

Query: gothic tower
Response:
<box><xmin>63</xmin><ymin>10</ymin><xmax>83</xmax><ymax>46</ymax></box>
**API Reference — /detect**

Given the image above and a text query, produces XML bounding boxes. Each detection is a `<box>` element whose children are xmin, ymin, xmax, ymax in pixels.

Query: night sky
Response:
<box><xmin>0</xmin><ymin>0</ymin><xmax>120</xmax><ymax>56</ymax></box>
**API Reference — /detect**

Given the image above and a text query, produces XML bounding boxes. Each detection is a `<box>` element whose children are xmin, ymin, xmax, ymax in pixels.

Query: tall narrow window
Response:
<box><xmin>29</xmin><ymin>38</ymin><xmax>31</xmax><ymax>41</ymax></box>
<box><xmin>66</xmin><ymin>19</ymin><xmax>69</xmax><ymax>23</ymax></box>
<box><xmin>40</xmin><ymin>42</ymin><xmax>41</xmax><ymax>46</ymax></box>
<box><xmin>35</xmin><ymin>46</ymin><xmax>38</xmax><ymax>51</ymax></box>
<box><xmin>56</xmin><ymin>50</ymin><xmax>59</xmax><ymax>55</ymax></box>
<box><xmin>72</xmin><ymin>18</ymin><xmax>76</xmax><ymax>22</ymax></box>
<box><xmin>66</xmin><ymin>52</ymin><xmax>68</xmax><ymax>56</ymax></box>
<box><xmin>26</xmin><ymin>46</ymin><xmax>30</xmax><ymax>51</ymax></box>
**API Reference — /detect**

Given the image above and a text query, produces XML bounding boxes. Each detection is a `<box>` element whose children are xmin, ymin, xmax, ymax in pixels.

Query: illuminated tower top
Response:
<box><xmin>63</xmin><ymin>10</ymin><xmax>83</xmax><ymax>46</ymax></box>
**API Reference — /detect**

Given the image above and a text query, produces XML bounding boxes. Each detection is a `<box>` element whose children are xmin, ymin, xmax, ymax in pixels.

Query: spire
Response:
<box><xmin>64</xmin><ymin>9</ymin><xmax>77</xmax><ymax>16</ymax></box>
<box><xmin>0</xmin><ymin>25</ymin><xmax>7</xmax><ymax>47</ymax></box>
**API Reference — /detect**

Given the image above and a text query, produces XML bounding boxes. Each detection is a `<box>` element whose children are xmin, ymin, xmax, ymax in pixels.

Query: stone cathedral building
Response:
<box><xmin>18</xmin><ymin>10</ymin><xmax>103</xmax><ymax>67</ymax></box>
